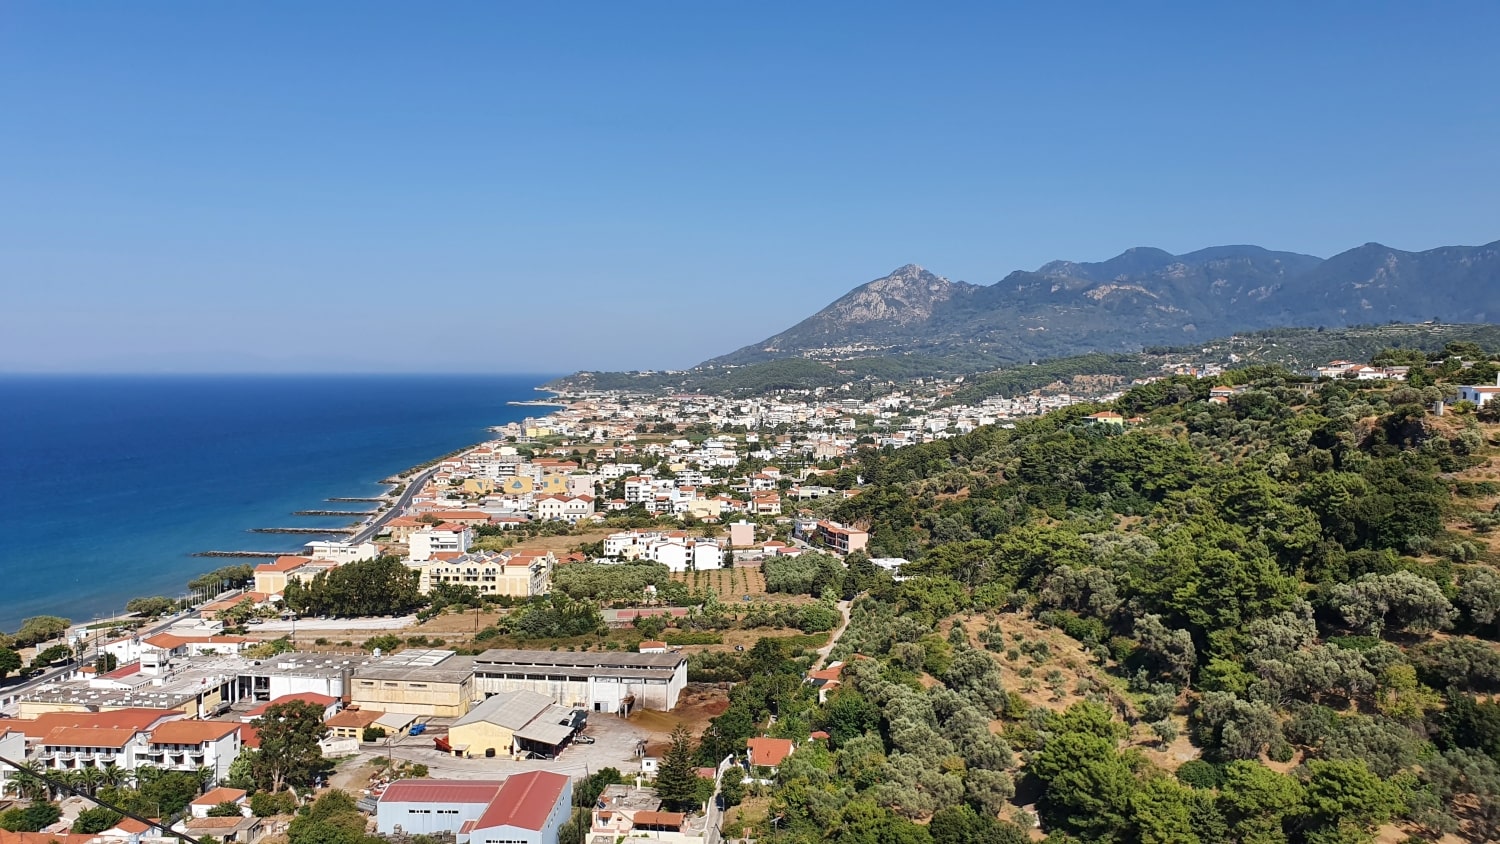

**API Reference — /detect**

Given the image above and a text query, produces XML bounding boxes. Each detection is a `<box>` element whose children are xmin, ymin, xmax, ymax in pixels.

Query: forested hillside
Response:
<box><xmin>709</xmin><ymin>355</ymin><xmax>1500</xmax><ymax>843</ymax></box>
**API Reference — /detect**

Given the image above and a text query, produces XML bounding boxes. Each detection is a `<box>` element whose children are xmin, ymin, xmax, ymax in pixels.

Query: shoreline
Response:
<box><xmin>2</xmin><ymin>376</ymin><xmax>565</xmax><ymax>636</ymax></box>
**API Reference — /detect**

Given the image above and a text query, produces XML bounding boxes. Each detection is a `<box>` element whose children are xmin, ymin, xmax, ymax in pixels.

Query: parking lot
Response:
<box><xmin>341</xmin><ymin>709</ymin><xmax>653</xmax><ymax>783</ymax></box>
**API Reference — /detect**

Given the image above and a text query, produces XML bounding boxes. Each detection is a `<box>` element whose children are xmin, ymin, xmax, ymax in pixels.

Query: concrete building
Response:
<box><xmin>746</xmin><ymin>736</ymin><xmax>796</xmax><ymax>775</ymax></box>
<box><xmin>19</xmin><ymin>653</ymin><xmax>364</xmax><ymax>720</ymax></box>
<box><xmin>377</xmin><ymin>780</ymin><xmax>506</xmax><ymax>835</ymax></box>
<box><xmin>728</xmin><ymin>521</ymin><xmax>756</xmax><ymax>548</ymax></box>
<box><xmin>377</xmin><ymin>773</ymin><xmax>572</xmax><ymax>844</ymax></box>
<box><xmin>143</xmin><ymin>719</ymin><xmax>242</xmax><ymax>784</ymax></box>
<box><xmin>0</xmin><ymin>728</ymin><xmax>23</xmax><ymax>793</ymax></box>
<box><xmin>460</xmin><ymin>771</ymin><xmax>573</xmax><ymax>844</ymax></box>
<box><xmin>473</xmin><ymin>649</ymin><xmax>689</xmax><ymax>714</ymax></box>
<box><xmin>350</xmin><ymin>650</ymin><xmax>476</xmax><ymax>718</ymax></box>
<box><xmin>173</xmin><ymin>815</ymin><xmax>265</xmax><ymax>844</ymax></box>
<box><xmin>535</xmin><ymin>494</ymin><xmax>596</xmax><ymax>523</ymax></box>
<box><xmin>242</xmin><ymin>692</ymin><xmax>340</xmax><ymax>723</ymax></box>
<box><xmin>446</xmin><ymin>689</ymin><xmax>563</xmax><ymax>759</ymax></box>
<box><xmin>253</xmin><ymin>556</ymin><xmax>312</xmax><ymax>595</ymax></box>
<box><xmin>324</xmin><ymin>707</ymin><xmax>384</xmax><ymax>740</ymax></box>
<box><xmin>795</xmin><ymin>519</ymin><xmax>869</xmax><ymax>556</ymax></box>
<box><xmin>35</xmin><ymin>726</ymin><xmax>145</xmax><ymax>772</ymax></box>
<box><xmin>409</xmin><ymin>524</ymin><xmax>475</xmax><ymax>562</ymax></box>
<box><xmin>302</xmin><ymin>540</ymin><xmax>379</xmax><ymax>564</ymax></box>
<box><xmin>190</xmin><ymin>788</ymin><xmax>249</xmax><ymax>819</ymax></box>
<box><xmin>591</xmin><ymin>784</ymin><xmax>702</xmax><ymax>843</ymax></box>
<box><xmin>415</xmin><ymin>549</ymin><xmax>553</xmax><ymax>598</ymax></box>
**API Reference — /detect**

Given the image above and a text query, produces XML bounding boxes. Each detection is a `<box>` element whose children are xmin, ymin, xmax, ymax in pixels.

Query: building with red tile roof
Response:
<box><xmin>747</xmin><ymin>736</ymin><xmax>796</xmax><ymax>770</ymax></box>
<box><xmin>146</xmin><ymin>719</ymin><xmax>243</xmax><ymax>783</ymax></box>
<box><xmin>191</xmin><ymin>787</ymin><xmax>249</xmax><ymax>818</ymax></box>
<box><xmin>324</xmin><ymin>707</ymin><xmax>384</xmax><ymax>739</ymax></box>
<box><xmin>243</xmin><ymin>692</ymin><xmax>339</xmax><ymax>722</ymax></box>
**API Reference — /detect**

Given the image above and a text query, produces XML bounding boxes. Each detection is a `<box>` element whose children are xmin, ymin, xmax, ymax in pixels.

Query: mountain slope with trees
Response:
<box><xmin>698</xmin><ymin>342</ymin><xmax>1500</xmax><ymax>843</ymax></box>
<box><xmin>706</xmin><ymin>238</ymin><xmax>1500</xmax><ymax>367</ymax></box>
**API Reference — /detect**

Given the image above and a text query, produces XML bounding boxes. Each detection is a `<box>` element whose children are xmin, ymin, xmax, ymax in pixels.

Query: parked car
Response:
<box><xmin>574</xmin><ymin>734</ymin><xmax>596</xmax><ymax>745</ymax></box>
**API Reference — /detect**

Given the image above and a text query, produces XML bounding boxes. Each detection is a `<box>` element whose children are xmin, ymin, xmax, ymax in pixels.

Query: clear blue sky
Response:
<box><xmin>3</xmin><ymin>2</ymin><xmax>1497</xmax><ymax>373</ymax></box>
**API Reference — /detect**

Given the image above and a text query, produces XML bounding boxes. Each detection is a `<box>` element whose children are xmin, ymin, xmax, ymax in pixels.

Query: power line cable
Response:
<box><xmin>0</xmin><ymin>754</ymin><xmax>205</xmax><ymax>844</ymax></box>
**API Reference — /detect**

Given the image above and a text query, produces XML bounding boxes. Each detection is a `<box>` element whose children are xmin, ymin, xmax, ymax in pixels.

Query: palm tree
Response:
<box><xmin>99</xmin><ymin>762</ymin><xmax>130</xmax><ymax>790</ymax></box>
<box><xmin>1</xmin><ymin>762</ymin><xmax>43</xmax><ymax>800</ymax></box>
<box><xmin>134</xmin><ymin>765</ymin><xmax>162</xmax><ymax>789</ymax></box>
<box><xmin>194</xmin><ymin>766</ymin><xmax>216</xmax><ymax>792</ymax></box>
<box><xmin>53</xmin><ymin>768</ymin><xmax>84</xmax><ymax>800</ymax></box>
<box><xmin>77</xmin><ymin>765</ymin><xmax>104</xmax><ymax>797</ymax></box>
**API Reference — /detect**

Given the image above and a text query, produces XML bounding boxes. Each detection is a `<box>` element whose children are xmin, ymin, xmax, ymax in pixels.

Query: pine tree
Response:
<box><xmin>655</xmin><ymin>724</ymin><xmax>700</xmax><ymax>812</ymax></box>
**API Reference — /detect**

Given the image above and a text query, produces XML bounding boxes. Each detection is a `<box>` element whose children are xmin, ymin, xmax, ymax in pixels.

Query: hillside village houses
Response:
<box><xmin>601</xmin><ymin>529</ymin><xmax>724</xmax><ymax>571</ymax></box>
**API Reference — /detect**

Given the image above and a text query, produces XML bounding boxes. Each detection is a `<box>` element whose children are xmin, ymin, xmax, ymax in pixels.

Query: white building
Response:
<box><xmin>409</xmin><ymin>524</ymin><xmax>474</xmax><ymax>562</ymax></box>
<box><xmin>0</xmin><ymin>728</ymin><xmax>22</xmax><ymax>793</ymax></box>
<box><xmin>1459</xmin><ymin>374</ymin><xmax>1500</xmax><ymax>407</ymax></box>
<box><xmin>474</xmin><ymin>650</ymin><xmax>689</xmax><ymax>714</ymax></box>
<box><xmin>377</xmin><ymin>780</ymin><xmax>507</xmax><ymax>835</ymax></box>
<box><xmin>302</xmin><ymin>541</ymin><xmax>379</xmax><ymax>563</ymax></box>
<box><xmin>143</xmin><ymin>719</ymin><xmax>243</xmax><ymax>784</ymax></box>
<box><xmin>459</xmin><ymin>771</ymin><xmax>572</xmax><ymax>844</ymax></box>
<box><xmin>534</xmin><ymin>494</ymin><xmax>596</xmax><ymax>523</ymax></box>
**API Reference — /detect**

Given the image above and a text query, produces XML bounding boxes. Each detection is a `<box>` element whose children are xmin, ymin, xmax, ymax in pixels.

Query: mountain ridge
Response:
<box><xmin>705</xmin><ymin>238</ymin><xmax>1500</xmax><ymax>367</ymax></box>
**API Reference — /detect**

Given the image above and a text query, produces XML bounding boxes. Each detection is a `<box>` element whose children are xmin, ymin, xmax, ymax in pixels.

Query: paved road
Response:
<box><xmin>348</xmin><ymin>466</ymin><xmax>438</xmax><ymax>545</ymax></box>
<box><xmin>812</xmin><ymin>599</ymin><xmax>853</xmax><ymax>670</ymax></box>
<box><xmin>0</xmin><ymin>607</ymin><xmax>204</xmax><ymax>715</ymax></box>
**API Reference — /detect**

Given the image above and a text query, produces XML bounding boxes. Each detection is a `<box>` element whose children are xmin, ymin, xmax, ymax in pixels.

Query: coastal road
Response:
<box><xmin>0</xmin><ymin>606</ymin><xmax>205</xmax><ymax>716</ymax></box>
<box><xmin>347</xmin><ymin>466</ymin><xmax>438</xmax><ymax>545</ymax></box>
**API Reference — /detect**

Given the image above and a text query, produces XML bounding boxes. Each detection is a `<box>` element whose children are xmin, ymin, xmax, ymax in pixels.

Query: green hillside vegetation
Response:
<box><xmin>1150</xmin><ymin>322</ymin><xmax>1500</xmax><ymax>371</ymax></box>
<box><xmin>935</xmin><ymin>353</ymin><xmax>1150</xmax><ymax>408</ymax></box>
<box><xmin>549</xmin><ymin>323</ymin><xmax>1500</xmax><ymax>402</ymax></box>
<box><xmin>698</xmin><ymin>351</ymin><xmax>1500</xmax><ymax>843</ymax></box>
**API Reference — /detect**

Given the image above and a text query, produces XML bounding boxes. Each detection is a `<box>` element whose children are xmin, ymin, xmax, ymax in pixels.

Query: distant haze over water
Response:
<box><xmin>0</xmin><ymin>374</ymin><xmax>552</xmax><ymax>631</ymax></box>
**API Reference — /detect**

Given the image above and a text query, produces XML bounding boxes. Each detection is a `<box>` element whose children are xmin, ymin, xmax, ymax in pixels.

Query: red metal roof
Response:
<box><xmin>246</xmin><ymin>692</ymin><xmax>337</xmax><ymax>717</ymax></box>
<box><xmin>380</xmin><ymin>779</ymin><xmax>506</xmax><ymax>805</ymax></box>
<box><xmin>474</xmin><ymin>771</ymin><xmax>570</xmax><ymax>832</ymax></box>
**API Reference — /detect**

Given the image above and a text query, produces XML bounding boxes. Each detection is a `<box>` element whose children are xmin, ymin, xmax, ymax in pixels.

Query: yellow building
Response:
<box><xmin>685</xmin><ymin>498</ymin><xmax>723</xmax><ymax>520</ymax></box>
<box><xmin>350</xmin><ymin>650</ymin><xmax>476</xmax><ymax>718</ymax></box>
<box><xmin>460</xmin><ymin>478</ymin><xmax>496</xmax><ymax>495</ymax></box>
<box><xmin>252</xmin><ymin>556</ymin><xmax>311</xmax><ymax>595</ymax></box>
<box><xmin>415</xmin><ymin>549</ymin><xmax>553</xmax><ymax>598</ymax></box>
<box><xmin>536</xmin><ymin>473</ymin><xmax>571</xmax><ymax>495</ymax></box>
<box><xmin>500</xmin><ymin>476</ymin><xmax>535</xmax><ymax>495</ymax></box>
<box><xmin>446</xmin><ymin>689</ymin><xmax>564</xmax><ymax>758</ymax></box>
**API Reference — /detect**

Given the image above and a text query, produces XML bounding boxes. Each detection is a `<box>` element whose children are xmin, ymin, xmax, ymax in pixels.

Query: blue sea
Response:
<box><xmin>0</xmin><ymin>374</ymin><xmax>555</xmax><ymax>631</ymax></box>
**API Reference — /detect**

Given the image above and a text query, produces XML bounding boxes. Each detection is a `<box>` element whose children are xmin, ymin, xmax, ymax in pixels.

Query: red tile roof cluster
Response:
<box><xmin>42</xmin><ymin>727</ymin><xmax>139</xmax><ymax>748</ymax></box>
<box><xmin>193</xmin><ymin>787</ymin><xmax>249</xmax><ymax>806</ymax></box>
<box><xmin>747</xmin><ymin>737</ymin><xmax>795</xmax><ymax>768</ymax></box>
<box><xmin>256</xmin><ymin>555</ymin><xmax>313</xmax><ymax>572</ymax></box>
<box><xmin>149</xmin><ymin>719</ymin><xmax>241</xmax><ymax>745</ymax></box>
<box><xmin>245</xmin><ymin>692</ymin><xmax>337</xmax><ymax>717</ymax></box>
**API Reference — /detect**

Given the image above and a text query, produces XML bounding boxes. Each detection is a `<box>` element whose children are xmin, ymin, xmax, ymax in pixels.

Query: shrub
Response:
<box><xmin>363</xmin><ymin>634</ymin><xmax>403</xmax><ymax>653</ymax></box>
<box><xmin>1177</xmin><ymin>760</ymin><xmax>1224</xmax><ymax>789</ymax></box>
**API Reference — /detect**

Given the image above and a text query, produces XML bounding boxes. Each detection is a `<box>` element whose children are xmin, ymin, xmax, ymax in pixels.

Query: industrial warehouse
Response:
<box><xmin>472</xmin><ymin>649</ymin><xmax>689</xmax><ymax>714</ymax></box>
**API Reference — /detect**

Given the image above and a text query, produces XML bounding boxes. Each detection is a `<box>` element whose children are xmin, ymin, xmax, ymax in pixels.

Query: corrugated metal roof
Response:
<box><xmin>379</xmin><ymin>779</ymin><xmax>506</xmax><ymax>805</ymax></box>
<box><xmin>453</xmin><ymin>689</ymin><xmax>554</xmax><ymax>730</ymax></box>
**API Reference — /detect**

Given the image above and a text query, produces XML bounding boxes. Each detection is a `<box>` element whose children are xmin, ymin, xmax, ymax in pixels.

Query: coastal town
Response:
<box><xmin>4</xmin><ymin>349</ymin><xmax>1500</xmax><ymax>844</ymax></box>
